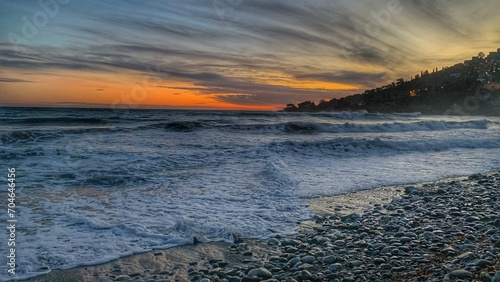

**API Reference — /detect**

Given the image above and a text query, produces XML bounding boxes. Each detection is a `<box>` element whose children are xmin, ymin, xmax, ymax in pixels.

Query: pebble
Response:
<box><xmin>267</xmin><ymin>238</ymin><xmax>280</xmax><ymax>245</ymax></box>
<box><xmin>97</xmin><ymin>173</ymin><xmax>500</xmax><ymax>282</ymax></box>
<box><xmin>322</xmin><ymin>255</ymin><xmax>336</xmax><ymax>264</ymax></box>
<box><xmin>301</xmin><ymin>255</ymin><xmax>316</xmax><ymax>264</ymax></box>
<box><xmin>247</xmin><ymin>267</ymin><xmax>273</xmax><ymax>279</ymax></box>
<box><xmin>450</xmin><ymin>269</ymin><xmax>473</xmax><ymax>279</ymax></box>
<box><xmin>493</xmin><ymin>271</ymin><xmax>500</xmax><ymax>282</ymax></box>
<box><xmin>241</xmin><ymin>276</ymin><xmax>262</xmax><ymax>282</ymax></box>
<box><xmin>472</xmin><ymin>259</ymin><xmax>491</xmax><ymax>268</ymax></box>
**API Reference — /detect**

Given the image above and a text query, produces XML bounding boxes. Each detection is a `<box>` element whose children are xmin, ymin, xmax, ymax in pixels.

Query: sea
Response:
<box><xmin>1</xmin><ymin>107</ymin><xmax>499</xmax><ymax>280</ymax></box>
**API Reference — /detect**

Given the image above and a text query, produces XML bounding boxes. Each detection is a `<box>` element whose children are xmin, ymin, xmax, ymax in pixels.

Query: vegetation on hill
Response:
<box><xmin>284</xmin><ymin>49</ymin><xmax>500</xmax><ymax>116</ymax></box>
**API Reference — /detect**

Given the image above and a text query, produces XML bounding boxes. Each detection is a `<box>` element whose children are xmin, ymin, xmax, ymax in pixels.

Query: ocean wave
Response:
<box><xmin>164</xmin><ymin>121</ymin><xmax>206</xmax><ymax>132</ymax></box>
<box><xmin>161</xmin><ymin>119</ymin><xmax>490</xmax><ymax>134</ymax></box>
<box><xmin>283</xmin><ymin>119</ymin><xmax>490</xmax><ymax>134</ymax></box>
<box><xmin>82</xmin><ymin>174</ymin><xmax>147</xmax><ymax>187</ymax></box>
<box><xmin>311</xmin><ymin>111</ymin><xmax>422</xmax><ymax>120</ymax></box>
<box><xmin>0</xmin><ymin>130</ymin><xmax>62</xmax><ymax>144</ymax></box>
<box><xmin>269</xmin><ymin>136</ymin><xmax>500</xmax><ymax>156</ymax></box>
<box><xmin>3</xmin><ymin>117</ymin><xmax>108</xmax><ymax>125</ymax></box>
<box><xmin>282</xmin><ymin>119</ymin><xmax>489</xmax><ymax>134</ymax></box>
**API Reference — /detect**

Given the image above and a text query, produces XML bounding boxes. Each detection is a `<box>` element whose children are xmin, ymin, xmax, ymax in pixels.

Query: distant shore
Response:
<box><xmin>25</xmin><ymin>172</ymin><xmax>500</xmax><ymax>282</ymax></box>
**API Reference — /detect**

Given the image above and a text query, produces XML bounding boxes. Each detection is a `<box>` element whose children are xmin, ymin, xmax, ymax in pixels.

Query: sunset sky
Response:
<box><xmin>1</xmin><ymin>0</ymin><xmax>500</xmax><ymax>110</ymax></box>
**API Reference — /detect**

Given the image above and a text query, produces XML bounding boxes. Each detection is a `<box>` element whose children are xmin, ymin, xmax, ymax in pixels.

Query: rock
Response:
<box><xmin>333</xmin><ymin>239</ymin><xmax>346</xmax><ymax>246</ymax></box>
<box><xmin>241</xmin><ymin>276</ymin><xmax>261</xmax><ymax>282</ymax></box>
<box><xmin>208</xmin><ymin>267</ymin><xmax>222</xmax><ymax>275</ymax></box>
<box><xmin>328</xmin><ymin>263</ymin><xmax>341</xmax><ymax>273</ymax></box>
<box><xmin>309</xmin><ymin>236</ymin><xmax>328</xmax><ymax>245</ymax></box>
<box><xmin>282</xmin><ymin>239</ymin><xmax>301</xmax><ymax>246</ymax></box>
<box><xmin>432</xmin><ymin>230</ymin><xmax>445</xmax><ymax>236</ymax></box>
<box><xmin>267</xmin><ymin>238</ymin><xmax>280</xmax><ymax>245</ymax></box>
<box><xmin>400</xmin><ymin>236</ymin><xmax>411</xmax><ymax>243</ymax></box>
<box><xmin>404</xmin><ymin>232</ymin><xmax>417</xmax><ymax>238</ymax></box>
<box><xmin>322</xmin><ymin>255</ymin><xmax>336</xmax><ymax>264</ymax></box>
<box><xmin>346</xmin><ymin>260</ymin><xmax>363</xmax><ymax>268</ymax></box>
<box><xmin>405</xmin><ymin>186</ymin><xmax>417</xmax><ymax>194</ymax></box>
<box><xmin>373</xmin><ymin>258</ymin><xmax>385</xmax><ymax>264</ymax></box>
<box><xmin>415</xmin><ymin>207</ymin><xmax>430</xmax><ymax>213</ymax></box>
<box><xmin>298</xmin><ymin>270</ymin><xmax>312</xmax><ymax>280</ymax></box>
<box><xmin>493</xmin><ymin>271</ymin><xmax>500</xmax><ymax>282</ymax></box>
<box><xmin>450</xmin><ymin>269</ymin><xmax>473</xmax><ymax>279</ymax></box>
<box><xmin>248</xmin><ymin>267</ymin><xmax>273</xmax><ymax>279</ymax></box>
<box><xmin>341</xmin><ymin>213</ymin><xmax>361</xmax><ymax>222</ymax></box>
<box><xmin>441</xmin><ymin>246</ymin><xmax>457</xmax><ymax>256</ymax></box>
<box><xmin>391</xmin><ymin>266</ymin><xmax>406</xmax><ymax>272</ymax></box>
<box><xmin>468</xmin><ymin>173</ymin><xmax>482</xmax><ymax>180</ymax></box>
<box><xmin>485</xmin><ymin>229</ymin><xmax>497</xmax><ymax>235</ymax></box>
<box><xmin>457</xmin><ymin>252</ymin><xmax>474</xmax><ymax>260</ymax></box>
<box><xmin>114</xmin><ymin>275</ymin><xmax>131</xmax><ymax>281</ymax></box>
<box><xmin>288</xmin><ymin>257</ymin><xmax>300</xmax><ymax>265</ymax></box>
<box><xmin>301</xmin><ymin>255</ymin><xmax>316</xmax><ymax>264</ymax></box>
<box><xmin>263</xmin><ymin>263</ymin><xmax>274</xmax><ymax>269</ymax></box>
<box><xmin>472</xmin><ymin>259</ymin><xmax>491</xmax><ymax>268</ymax></box>
<box><xmin>421</xmin><ymin>231</ymin><xmax>435</xmax><ymax>238</ymax></box>
<box><xmin>466</xmin><ymin>216</ymin><xmax>480</xmax><ymax>222</ymax></box>
<box><xmin>128</xmin><ymin>272</ymin><xmax>142</xmax><ymax>278</ymax></box>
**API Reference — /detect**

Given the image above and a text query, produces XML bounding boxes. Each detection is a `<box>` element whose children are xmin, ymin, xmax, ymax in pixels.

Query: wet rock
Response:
<box><xmin>301</xmin><ymin>255</ymin><xmax>316</xmax><ymax>264</ymax></box>
<box><xmin>298</xmin><ymin>270</ymin><xmax>313</xmax><ymax>280</ymax></box>
<box><xmin>267</xmin><ymin>238</ymin><xmax>280</xmax><ymax>246</ymax></box>
<box><xmin>493</xmin><ymin>271</ymin><xmax>500</xmax><ymax>282</ymax></box>
<box><xmin>472</xmin><ymin>259</ymin><xmax>491</xmax><ymax>268</ymax></box>
<box><xmin>248</xmin><ymin>267</ymin><xmax>273</xmax><ymax>279</ymax></box>
<box><xmin>322</xmin><ymin>255</ymin><xmax>337</xmax><ymax>264</ymax></box>
<box><xmin>450</xmin><ymin>269</ymin><xmax>473</xmax><ymax>279</ymax></box>
<box><xmin>441</xmin><ymin>246</ymin><xmax>457</xmax><ymax>256</ymax></box>
<box><xmin>241</xmin><ymin>276</ymin><xmax>262</xmax><ymax>282</ymax></box>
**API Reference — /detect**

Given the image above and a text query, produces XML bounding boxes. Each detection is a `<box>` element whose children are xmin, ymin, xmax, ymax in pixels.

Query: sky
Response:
<box><xmin>1</xmin><ymin>0</ymin><xmax>500</xmax><ymax>110</ymax></box>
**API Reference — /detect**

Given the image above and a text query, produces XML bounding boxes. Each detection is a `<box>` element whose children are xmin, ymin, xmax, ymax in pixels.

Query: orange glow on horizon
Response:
<box><xmin>0</xmin><ymin>69</ymin><xmax>282</xmax><ymax>110</ymax></box>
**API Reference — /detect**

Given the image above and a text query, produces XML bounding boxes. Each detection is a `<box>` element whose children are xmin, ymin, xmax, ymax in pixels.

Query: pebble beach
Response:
<box><xmin>27</xmin><ymin>171</ymin><xmax>500</xmax><ymax>282</ymax></box>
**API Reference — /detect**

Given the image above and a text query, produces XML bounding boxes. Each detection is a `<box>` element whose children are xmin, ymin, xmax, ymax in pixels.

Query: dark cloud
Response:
<box><xmin>295</xmin><ymin>71</ymin><xmax>388</xmax><ymax>87</ymax></box>
<box><xmin>167</xmin><ymin>76</ymin><xmax>358</xmax><ymax>105</ymax></box>
<box><xmin>0</xmin><ymin>77</ymin><xmax>35</xmax><ymax>83</ymax></box>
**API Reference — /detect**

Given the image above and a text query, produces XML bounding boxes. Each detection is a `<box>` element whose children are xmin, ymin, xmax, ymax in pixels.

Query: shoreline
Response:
<box><xmin>22</xmin><ymin>171</ymin><xmax>500</xmax><ymax>282</ymax></box>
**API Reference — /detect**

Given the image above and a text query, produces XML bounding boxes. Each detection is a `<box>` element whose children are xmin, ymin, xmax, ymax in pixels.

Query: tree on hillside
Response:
<box><xmin>297</xmin><ymin>101</ymin><xmax>316</xmax><ymax>111</ymax></box>
<box><xmin>284</xmin><ymin>103</ymin><xmax>298</xmax><ymax>111</ymax></box>
<box><xmin>478</xmin><ymin>52</ymin><xmax>485</xmax><ymax>59</ymax></box>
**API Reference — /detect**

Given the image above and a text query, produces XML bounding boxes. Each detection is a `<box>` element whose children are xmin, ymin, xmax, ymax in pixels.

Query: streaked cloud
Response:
<box><xmin>0</xmin><ymin>0</ymin><xmax>499</xmax><ymax>108</ymax></box>
<box><xmin>0</xmin><ymin>77</ymin><xmax>35</xmax><ymax>83</ymax></box>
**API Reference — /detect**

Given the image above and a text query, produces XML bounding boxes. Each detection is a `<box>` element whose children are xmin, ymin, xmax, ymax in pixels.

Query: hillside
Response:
<box><xmin>284</xmin><ymin>49</ymin><xmax>500</xmax><ymax>116</ymax></box>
